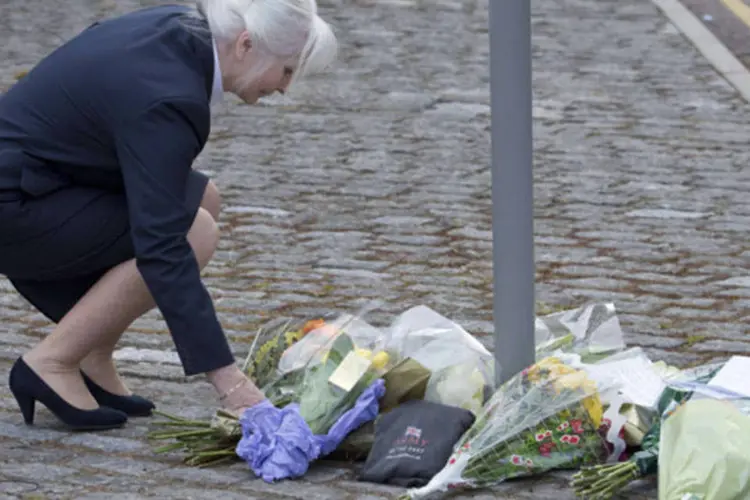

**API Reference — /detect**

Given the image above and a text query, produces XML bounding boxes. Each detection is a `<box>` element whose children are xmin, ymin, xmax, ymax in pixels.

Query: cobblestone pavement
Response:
<box><xmin>2</xmin><ymin>0</ymin><xmax>749</xmax><ymax>498</ymax></box>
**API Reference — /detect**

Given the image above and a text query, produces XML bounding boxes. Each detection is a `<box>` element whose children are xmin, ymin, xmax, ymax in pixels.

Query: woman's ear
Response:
<box><xmin>234</xmin><ymin>31</ymin><xmax>253</xmax><ymax>61</ymax></box>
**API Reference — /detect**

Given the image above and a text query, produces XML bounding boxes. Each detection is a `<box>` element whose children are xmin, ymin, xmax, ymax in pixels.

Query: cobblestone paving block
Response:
<box><xmin>2</xmin><ymin>0</ymin><xmax>750</xmax><ymax>497</ymax></box>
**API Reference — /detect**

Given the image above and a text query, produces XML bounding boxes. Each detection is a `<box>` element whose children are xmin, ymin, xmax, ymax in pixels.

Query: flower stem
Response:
<box><xmin>195</xmin><ymin>455</ymin><xmax>236</xmax><ymax>468</ymax></box>
<box><xmin>185</xmin><ymin>449</ymin><xmax>238</xmax><ymax>467</ymax></box>
<box><xmin>153</xmin><ymin>442</ymin><xmax>191</xmax><ymax>454</ymax></box>
<box><xmin>150</xmin><ymin>420</ymin><xmax>211</xmax><ymax>428</ymax></box>
<box><xmin>571</xmin><ymin>461</ymin><xmax>638</xmax><ymax>498</ymax></box>
<box><xmin>148</xmin><ymin>429</ymin><xmax>217</xmax><ymax>440</ymax></box>
<box><xmin>152</xmin><ymin>410</ymin><xmax>205</xmax><ymax>422</ymax></box>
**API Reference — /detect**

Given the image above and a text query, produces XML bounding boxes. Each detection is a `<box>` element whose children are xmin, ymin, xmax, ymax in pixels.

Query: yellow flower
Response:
<box><xmin>582</xmin><ymin>393</ymin><xmax>604</xmax><ymax>428</ymax></box>
<box><xmin>547</xmin><ymin>363</ymin><xmax>578</xmax><ymax>378</ymax></box>
<box><xmin>525</xmin><ymin>368</ymin><xmax>541</xmax><ymax>383</ymax></box>
<box><xmin>372</xmin><ymin>351</ymin><xmax>390</xmax><ymax>371</ymax></box>
<box><xmin>554</xmin><ymin>371</ymin><xmax>592</xmax><ymax>391</ymax></box>
<box><xmin>550</xmin><ymin>368</ymin><xmax>603</xmax><ymax>426</ymax></box>
<box><xmin>536</xmin><ymin>357</ymin><xmax>564</xmax><ymax>369</ymax></box>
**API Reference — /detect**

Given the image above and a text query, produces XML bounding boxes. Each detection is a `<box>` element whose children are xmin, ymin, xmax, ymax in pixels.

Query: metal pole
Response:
<box><xmin>489</xmin><ymin>0</ymin><xmax>536</xmax><ymax>385</ymax></box>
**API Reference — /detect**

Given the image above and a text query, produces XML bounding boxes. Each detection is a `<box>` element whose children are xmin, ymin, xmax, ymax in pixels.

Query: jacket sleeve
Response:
<box><xmin>114</xmin><ymin>98</ymin><xmax>235</xmax><ymax>376</ymax></box>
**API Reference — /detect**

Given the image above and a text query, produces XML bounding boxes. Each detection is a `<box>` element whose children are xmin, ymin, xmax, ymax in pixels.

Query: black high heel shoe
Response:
<box><xmin>81</xmin><ymin>371</ymin><xmax>155</xmax><ymax>417</ymax></box>
<box><xmin>8</xmin><ymin>357</ymin><xmax>128</xmax><ymax>431</ymax></box>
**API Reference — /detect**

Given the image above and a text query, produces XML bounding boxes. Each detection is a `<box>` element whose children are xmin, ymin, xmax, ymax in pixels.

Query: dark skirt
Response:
<box><xmin>0</xmin><ymin>170</ymin><xmax>209</xmax><ymax>323</ymax></box>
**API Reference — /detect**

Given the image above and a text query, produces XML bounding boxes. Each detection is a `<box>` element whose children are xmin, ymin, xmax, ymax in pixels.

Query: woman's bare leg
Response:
<box><xmin>78</xmin><ymin>183</ymin><xmax>223</xmax><ymax>396</ymax></box>
<box><xmin>23</xmin><ymin>199</ymin><xmax>221</xmax><ymax>409</ymax></box>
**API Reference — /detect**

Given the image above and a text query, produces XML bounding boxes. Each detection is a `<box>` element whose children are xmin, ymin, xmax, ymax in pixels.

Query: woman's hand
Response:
<box><xmin>206</xmin><ymin>364</ymin><xmax>266</xmax><ymax>415</ymax></box>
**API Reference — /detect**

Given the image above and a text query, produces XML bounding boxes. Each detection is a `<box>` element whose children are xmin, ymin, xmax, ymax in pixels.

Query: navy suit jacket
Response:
<box><xmin>0</xmin><ymin>5</ymin><xmax>233</xmax><ymax>375</ymax></box>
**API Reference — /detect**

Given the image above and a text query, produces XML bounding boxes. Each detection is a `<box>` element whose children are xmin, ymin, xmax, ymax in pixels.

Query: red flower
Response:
<box><xmin>535</xmin><ymin>433</ymin><xmax>547</xmax><ymax>442</ymax></box>
<box><xmin>568</xmin><ymin>435</ymin><xmax>581</xmax><ymax>445</ymax></box>
<box><xmin>570</xmin><ymin>419</ymin><xmax>584</xmax><ymax>434</ymax></box>
<box><xmin>539</xmin><ymin>442</ymin><xmax>556</xmax><ymax>457</ymax></box>
<box><xmin>511</xmin><ymin>455</ymin><xmax>523</xmax><ymax>465</ymax></box>
<box><xmin>560</xmin><ymin>435</ymin><xmax>571</xmax><ymax>443</ymax></box>
<box><xmin>449</xmin><ymin>458</ymin><xmax>456</xmax><ymax>465</ymax></box>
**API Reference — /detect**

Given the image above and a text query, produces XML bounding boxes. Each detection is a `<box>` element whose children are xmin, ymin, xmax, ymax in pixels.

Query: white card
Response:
<box><xmin>587</xmin><ymin>356</ymin><xmax>666</xmax><ymax>409</ymax></box>
<box><xmin>328</xmin><ymin>351</ymin><xmax>372</xmax><ymax>392</ymax></box>
<box><xmin>705</xmin><ymin>356</ymin><xmax>750</xmax><ymax>398</ymax></box>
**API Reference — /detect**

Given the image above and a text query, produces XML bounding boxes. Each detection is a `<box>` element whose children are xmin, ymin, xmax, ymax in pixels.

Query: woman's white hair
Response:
<box><xmin>193</xmin><ymin>0</ymin><xmax>337</xmax><ymax>91</ymax></box>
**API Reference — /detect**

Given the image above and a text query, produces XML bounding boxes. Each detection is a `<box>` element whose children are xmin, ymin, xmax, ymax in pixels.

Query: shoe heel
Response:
<box><xmin>9</xmin><ymin>357</ymin><xmax>127</xmax><ymax>431</ymax></box>
<box><xmin>11</xmin><ymin>388</ymin><xmax>35</xmax><ymax>424</ymax></box>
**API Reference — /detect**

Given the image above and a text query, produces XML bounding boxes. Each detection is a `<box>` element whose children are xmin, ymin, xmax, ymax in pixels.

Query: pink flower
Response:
<box><xmin>557</xmin><ymin>421</ymin><xmax>570</xmax><ymax>431</ymax></box>
<box><xmin>535</xmin><ymin>433</ymin><xmax>547</xmax><ymax>442</ymax></box>
<box><xmin>539</xmin><ymin>442</ymin><xmax>555</xmax><ymax>457</ymax></box>
<box><xmin>560</xmin><ymin>435</ymin><xmax>571</xmax><ymax>443</ymax></box>
<box><xmin>571</xmin><ymin>419</ymin><xmax>584</xmax><ymax>434</ymax></box>
<box><xmin>568</xmin><ymin>435</ymin><xmax>581</xmax><ymax>445</ymax></box>
<box><xmin>511</xmin><ymin>455</ymin><xmax>523</xmax><ymax>465</ymax></box>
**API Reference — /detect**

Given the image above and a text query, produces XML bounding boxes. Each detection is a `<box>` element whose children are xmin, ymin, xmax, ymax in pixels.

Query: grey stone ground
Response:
<box><xmin>1</xmin><ymin>0</ymin><xmax>749</xmax><ymax>497</ymax></box>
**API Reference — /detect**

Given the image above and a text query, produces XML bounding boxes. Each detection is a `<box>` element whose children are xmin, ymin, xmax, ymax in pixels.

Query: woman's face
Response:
<box><xmin>235</xmin><ymin>61</ymin><xmax>294</xmax><ymax>104</ymax></box>
<box><xmin>222</xmin><ymin>31</ymin><xmax>298</xmax><ymax>105</ymax></box>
